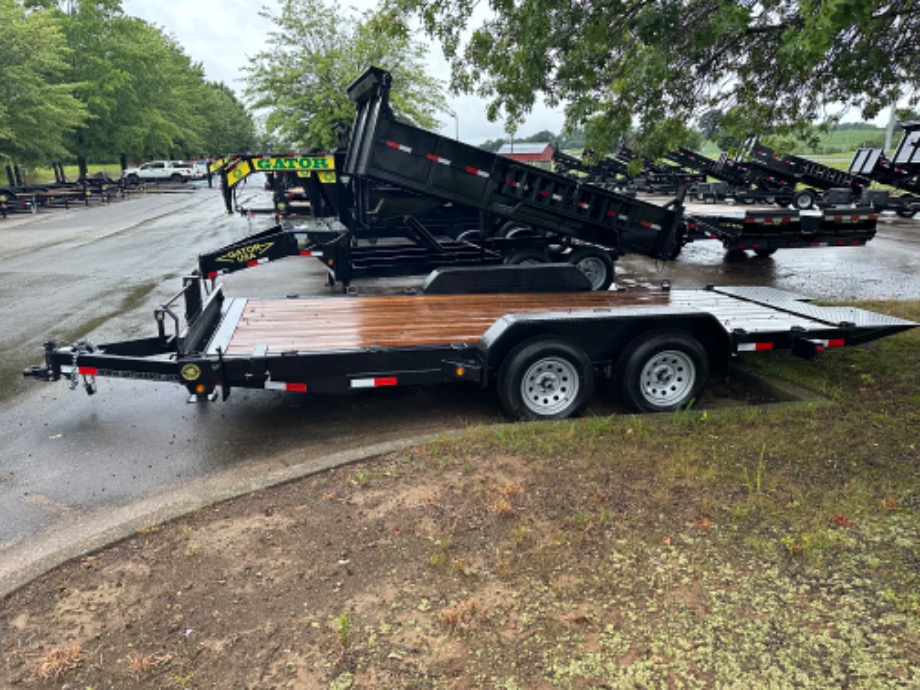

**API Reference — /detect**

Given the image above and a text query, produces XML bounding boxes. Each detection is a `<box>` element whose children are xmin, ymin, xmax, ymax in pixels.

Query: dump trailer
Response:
<box><xmin>342</xmin><ymin>67</ymin><xmax>683</xmax><ymax>265</ymax></box>
<box><xmin>748</xmin><ymin>143</ymin><xmax>873</xmax><ymax>210</ymax></box>
<box><xmin>22</xmin><ymin>270</ymin><xmax>917</xmax><ymax>420</ymax></box>
<box><xmin>201</xmin><ymin>68</ymin><xmax>689</xmax><ymax>292</ymax></box>
<box><xmin>847</xmin><ymin>121</ymin><xmax>920</xmax><ymax>218</ymax></box>
<box><xmin>688</xmin><ymin>208</ymin><xmax>878</xmax><ymax>256</ymax></box>
<box><xmin>665</xmin><ymin>147</ymin><xmax>796</xmax><ymax>206</ymax></box>
<box><xmin>612</xmin><ymin>145</ymin><xmax>706</xmax><ymax>194</ymax></box>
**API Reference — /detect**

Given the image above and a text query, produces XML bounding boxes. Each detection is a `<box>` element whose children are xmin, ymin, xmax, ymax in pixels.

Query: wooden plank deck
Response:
<box><xmin>220</xmin><ymin>290</ymin><xmax>672</xmax><ymax>355</ymax></box>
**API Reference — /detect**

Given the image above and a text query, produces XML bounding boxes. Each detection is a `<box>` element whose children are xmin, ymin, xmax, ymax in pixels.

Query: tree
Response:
<box><xmin>396</xmin><ymin>0</ymin><xmax>919</xmax><ymax>157</ymax></box>
<box><xmin>0</xmin><ymin>0</ymin><xmax>86</xmax><ymax>166</ymax></box>
<box><xmin>243</xmin><ymin>0</ymin><xmax>448</xmax><ymax>151</ymax></box>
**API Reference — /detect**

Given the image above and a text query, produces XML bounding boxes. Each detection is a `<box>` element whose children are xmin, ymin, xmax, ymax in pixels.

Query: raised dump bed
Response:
<box><xmin>343</xmin><ymin>67</ymin><xmax>682</xmax><ymax>263</ymax></box>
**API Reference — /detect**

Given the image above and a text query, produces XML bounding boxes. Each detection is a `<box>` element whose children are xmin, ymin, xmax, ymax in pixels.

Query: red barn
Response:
<box><xmin>498</xmin><ymin>142</ymin><xmax>555</xmax><ymax>169</ymax></box>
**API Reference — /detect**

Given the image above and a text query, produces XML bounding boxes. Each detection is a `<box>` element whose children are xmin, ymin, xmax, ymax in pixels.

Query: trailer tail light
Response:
<box><xmin>78</xmin><ymin>366</ymin><xmax>98</xmax><ymax>375</ymax></box>
<box><xmin>350</xmin><ymin>377</ymin><xmax>398</xmax><ymax>389</ymax></box>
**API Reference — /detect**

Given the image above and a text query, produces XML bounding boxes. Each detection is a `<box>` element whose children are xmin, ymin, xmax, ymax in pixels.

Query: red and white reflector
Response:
<box><xmin>465</xmin><ymin>166</ymin><xmax>489</xmax><ymax>178</ymax></box>
<box><xmin>425</xmin><ymin>153</ymin><xmax>451</xmax><ymax>166</ymax></box>
<box><xmin>385</xmin><ymin>140</ymin><xmax>412</xmax><ymax>154</ymax></box>
<box><xmin>350</xmin><ymin>377</ymin><xmax>398</xmax><ymax>389</ymax></box>
<box><xmin>737</xmin><ymin>342</ymin><xmax>774</xmax><ymax>352</ymax></box>
<box><xmin>265</xmin><ymin>381</ymin><xmax>307</xmax><ymax>393</ymax></box>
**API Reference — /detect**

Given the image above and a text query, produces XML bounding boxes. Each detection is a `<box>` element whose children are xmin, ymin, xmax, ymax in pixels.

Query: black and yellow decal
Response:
<box><xmin>226</xmin><ymin>159</ymin><xmax>252</xmax><ymax>187</ymax></box>
<box><xmin>216</xmin><ymin>241</ymin><xmax>275</xmax><ymax>264</ymax></box>
<box><xmin>181</xmin><ymin>363</ymin><xmax>201</xmax><ymax>381</ymax></box>
<box><xmin>253</xmin><ymin>155</ymin><xmax>334</xmax><ymax>172</ymax></box>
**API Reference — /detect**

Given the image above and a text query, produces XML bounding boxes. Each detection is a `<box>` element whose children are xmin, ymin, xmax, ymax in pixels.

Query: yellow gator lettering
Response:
<box><xmin>254</xmin><ymin>156</ymin><xmax>335</xmax><ymax>172</ymax></box>
<box><xmin>216</xmin><ymin>241</ymin><xmax>274</xmax><ymax>264</ymax></box>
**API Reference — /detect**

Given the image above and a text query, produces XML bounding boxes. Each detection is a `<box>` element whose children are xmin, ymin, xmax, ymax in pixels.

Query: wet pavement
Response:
<box><xmin>0</xmin><ymin>187</ymin><xmax>917</xmax><ymax>568</ymax></box>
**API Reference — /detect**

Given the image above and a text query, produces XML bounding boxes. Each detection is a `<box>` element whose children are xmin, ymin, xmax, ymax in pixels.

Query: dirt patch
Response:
<box><xmin>3</xmin><ymin>408</ymin><xmax>918</xmax><ymax>688</ymax></box>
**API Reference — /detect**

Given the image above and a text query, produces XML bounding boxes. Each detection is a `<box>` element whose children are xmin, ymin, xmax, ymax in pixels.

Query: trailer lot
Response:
<box><xmin>0</xmin><ymin>186</ymin><xmax>918</xmax><ymax>568</ymax></box>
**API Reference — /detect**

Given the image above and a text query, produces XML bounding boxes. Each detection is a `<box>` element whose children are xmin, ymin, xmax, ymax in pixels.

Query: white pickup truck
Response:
<box><xmin>122</xmin><ymin>160</ymin><xmax>197</xmax><ymax>185</ymax></box>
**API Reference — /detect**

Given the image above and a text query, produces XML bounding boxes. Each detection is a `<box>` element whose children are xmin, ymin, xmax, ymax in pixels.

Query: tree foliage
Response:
<box><xmin>2</xmin><ymin>0</ymin><xmax>257</xmax><ymax>167</ymax></box>
<box><xmin>243</xmin><ymin>0</ymin><xmax>448</xmax><ymax>151</ymax></box>
<box><xmin>395</xmin><ymin>0</ymin><xmax>919</xmax><ymax>157</ymax></box>
<box><xmin>0</xmin><ymin>0</ymin><xmax>86</xmax><ymax>165</ymax></box>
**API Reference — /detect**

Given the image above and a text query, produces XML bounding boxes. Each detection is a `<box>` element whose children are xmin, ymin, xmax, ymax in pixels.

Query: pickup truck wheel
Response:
<box><xmin>616</xmin><ymin>330</ymin><xmax>709</xmax><ymax>413</ymax></box>
<box><xmin>126</xmin><ymin>174</ymin><xmax>140</xmax><ymax>187</ymax></box>
<box><xmin>566</xmin><ymin>247</ymin><xmax>614</xmax><ymax>291</ymax></box>
<box><xmin>504</xmin><ymin>248</ymin><xmax>548</xmax><ymax>265</ymax></box>
<box><xmin>170</xmin><ymin>173</ymin><xmax>184</xmax><ymax>183</ymax></box>
<box><xmin>498</xmin><ymin>339</ymin><xmax>594</xmax><ymax>421</ymax></box>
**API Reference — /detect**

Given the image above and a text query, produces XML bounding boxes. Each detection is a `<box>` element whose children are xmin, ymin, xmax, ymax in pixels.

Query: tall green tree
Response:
<box><xmin>0</xmin><ymin>0</ymin><xmax>86</xmax><ymax>166</ymax></box>
<box><xmin>395</xmin><ymin>0</ymin><xmax>919</xmax><ymax>156</ymax></box>
<box><xmin>244</xmin><ymin>0</ymin><xmax>448</xmax><ymax>150</ymax></box>
<box><xmin>200</xmin><ymin>82</ymin><xmax>258</xmax><ymax>155</ymax></box>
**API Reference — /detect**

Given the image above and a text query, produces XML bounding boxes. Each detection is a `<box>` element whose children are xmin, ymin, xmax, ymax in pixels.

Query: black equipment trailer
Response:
<box><xmin>22</xmin><ymin>271</ymin><xmax>917</xmax><ymax>420</ymax></box>
<box><xmin>203</xmin><ymin>68</ymin><xmax>690</xmax><ymax>292</ymax></box>
<box><xmin>747</xmin><ymin>143</ymin><xmax>874</xmax><ymax>210</ymax></box>
<box><xmin>665</xmin><ymin>147</ymin><xmax>797</xmax><ymax>206</ymax></box>
<box><xmin>848</xmin><ymin>121</ymin><xmax>920</xmax><ymax>218</ymax></box>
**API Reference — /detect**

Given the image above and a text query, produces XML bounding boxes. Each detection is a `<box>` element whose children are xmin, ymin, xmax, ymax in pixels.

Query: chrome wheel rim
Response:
<box><xmin>639</xmin><ymin>350</ymin><xmax>695</xmax><ymax>407</ymax></box>
<box><xmin>521</xmin><ymin>356</ymin><xmax>579</xmax><ymax>416</ymax></box>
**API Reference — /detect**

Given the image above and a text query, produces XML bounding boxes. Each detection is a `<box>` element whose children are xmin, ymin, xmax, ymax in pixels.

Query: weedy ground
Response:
<box><xmin>2</xmin><ymin>300</ymin><xmax>918</xmax><ymax>689</ymax></box>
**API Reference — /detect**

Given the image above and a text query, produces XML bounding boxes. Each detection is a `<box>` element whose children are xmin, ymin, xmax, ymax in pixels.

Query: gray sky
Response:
<box><xmin>120</xmin><ymin>0</ymin><xmax>566</xmax><ymax>145</ymax></box>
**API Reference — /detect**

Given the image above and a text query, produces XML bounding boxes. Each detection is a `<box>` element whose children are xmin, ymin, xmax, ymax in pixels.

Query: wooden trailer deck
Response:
<box><xmin>206</xmin><ymin>286</ymin><xmax>915</xmax><ymax>357</ymax></box>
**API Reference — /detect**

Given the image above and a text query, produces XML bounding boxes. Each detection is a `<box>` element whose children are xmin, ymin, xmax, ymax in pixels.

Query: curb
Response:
<box><xmin>0</xmin><ymin>432</ymin><xmax>460</xmax><ymax>600</ymax></box>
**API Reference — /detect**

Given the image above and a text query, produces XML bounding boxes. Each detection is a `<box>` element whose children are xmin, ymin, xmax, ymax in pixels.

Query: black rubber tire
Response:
<box><xmin>753</xmin><ymin>248</ymin><xmax>777</xmax><ymax>258</ymax></box>
<box><xmin>895</xmin><ymin>209</ymin><xmax>916</xmax><ymax>218</ymax></box>
<box><xmin>504</xmin><ymin>247</ymin><xmax>548</xmax><ymax>265</ymax></box>
<box><xmin>170</xmin><ymin>173</ymin><xmax>184</xmax><ymax>183</ymax></box>
<box><xmin>497</xmin><ymin>338</ymin><xmax>594</xmax><ymax>421</ymax></box>
<box><xmin>498</xmin><ymin>222</ymin><xmax>541</xmax><ymax>238</ymax></box>
<box><xmin>566</xmin><ymin>247</ymin><xmax>615</xmax><ymax>291</ymax></box>
<box><xmin>456</xmin><ymin>229</ymin><xmax>481</xmax><ymax>242</ymax></box>
<box><xmin>126</xmin><ymin>174</ymin><xmax>140</xmax><ymax>187</ymax></box>
<box><xmin>793</xmin><ymin>190</ymin><xmax>816</xmax><ymax>210</ymax></box>
<box><xmin>615</xmin><ymin>330</ymin><xmax>709</xmax><ymax>413</ymax></box>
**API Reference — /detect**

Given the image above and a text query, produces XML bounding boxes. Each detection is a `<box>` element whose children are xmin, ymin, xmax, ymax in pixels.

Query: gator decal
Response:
<box><xmin>226</xmin><ymin>160</ymin><xmax>252</xmax><ymax>187</ymax></box>
<box><xmin>216</xmin><ymin>241</ymin><xmax>274</xmax><ymax>264</ymax></box>
<box><xmin>253</xmin><ymin>156</ymin><xmax>335</xmax><ymax>172</ymax></box>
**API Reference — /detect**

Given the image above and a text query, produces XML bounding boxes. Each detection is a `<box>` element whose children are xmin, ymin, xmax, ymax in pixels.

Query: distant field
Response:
<box><xmin>701</xmin><ymin>127</ymin><xmax>886</xmax><ymax>160</ymax></box>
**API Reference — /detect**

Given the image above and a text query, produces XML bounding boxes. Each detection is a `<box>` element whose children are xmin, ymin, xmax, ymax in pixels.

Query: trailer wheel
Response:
<box><xmin>498</xmin><ymin>338</ymin><xmax>594</xmax><ymax>421</ymax></box>
<box><xmin>753</xmin><ymin>248</ymin><xmax>777</xmax><ymax>258</ymax></box>
<box><xmin>616</xmin><ymin>330</ymin><xmax>709</xmax><ymax>413</ymax></box>
<box><xmin>566</xmin><ymin>247</ymin><xmax>615</xmax><ymax>291</ymax></box>
<box><xmin>456</xmin><ymin>229</ymin><xmax>481</xmax><ymax>242</ymax></box>
<box><xmin>499</xmin><ymin>222</ymin><xmax>541</xmax><ymax>238</ymax></box>
<box><xmin>793</xmin><ymin>189</ymin><xmax>816</xmax><ymax>210</ymax></box>
<box><xmin>895</xmin><ymin>209</ymin><xmax>916</xmax><ymax>218</ymax></box>
<box><xmin>504</xmin><ymin>248</ymin><xmax>548</xmax><ymax>265</ymax></box>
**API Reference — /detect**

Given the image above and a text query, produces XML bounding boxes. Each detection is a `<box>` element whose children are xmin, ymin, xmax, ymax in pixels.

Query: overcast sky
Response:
<box><xmin>120</xmin><ymin>0</ymin><xmax>566</xmax><ymax>145</ymax></box>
